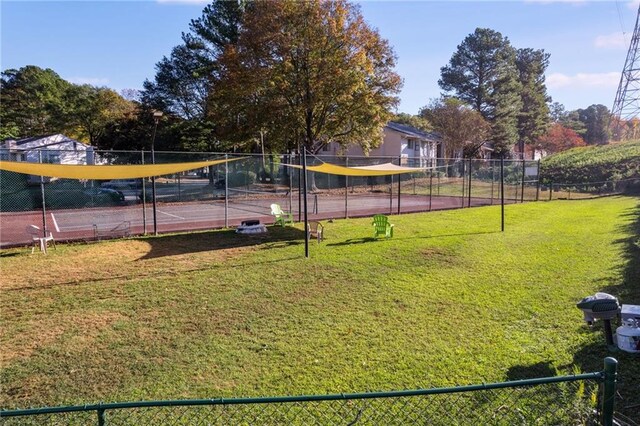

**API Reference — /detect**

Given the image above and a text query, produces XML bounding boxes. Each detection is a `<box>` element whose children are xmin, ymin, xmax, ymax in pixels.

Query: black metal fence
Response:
<box><xmin>0</xmin><ymin>150</ymin><xmax>540</xmax><ymax>247</ymax></box>
<box><xmin>0</xmin><ymin>358</ymin><xmax>617</xmax><ymax>425</ymax></box>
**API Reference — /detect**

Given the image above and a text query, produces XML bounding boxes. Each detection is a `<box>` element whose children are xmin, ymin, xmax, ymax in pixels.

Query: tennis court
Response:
<box><xmin>0</xmin><ymin>192</ymin><xmax>505</xmax><ymax>247</ymax></box>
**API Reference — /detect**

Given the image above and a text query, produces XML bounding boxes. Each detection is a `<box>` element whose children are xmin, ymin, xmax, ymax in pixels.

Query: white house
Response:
<box><xmin>1</xmin><ymin>134</ymin><xmax>95</xmax><ymax>164</ymax></box>
<box><xmin>320</xmin><ymin>122</ymin><xmax>442</xmax><ymax>167</ymax></box>
<box><xmin>0</xmin><ymin>134</ymin><xmax>96</xmax><ymax>183</ymax></box>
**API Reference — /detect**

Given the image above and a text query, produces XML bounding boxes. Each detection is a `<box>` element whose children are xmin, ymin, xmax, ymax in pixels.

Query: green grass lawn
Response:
<box><xmin>1</xmin><ymin>197</ymin><xmax>639</xmax><ymax>420</ymax></box>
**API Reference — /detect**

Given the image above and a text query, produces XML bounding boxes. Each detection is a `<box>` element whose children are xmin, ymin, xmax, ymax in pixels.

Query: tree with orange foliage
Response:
<box><xmin>210</xmin><ymin>0</ymin><xmax>402</xmax><ymax>154</ymax></box>
<box><xmin>538</xmin><ymin>123</ymin><xmax>585</xmax><ymax>154</ymax></box>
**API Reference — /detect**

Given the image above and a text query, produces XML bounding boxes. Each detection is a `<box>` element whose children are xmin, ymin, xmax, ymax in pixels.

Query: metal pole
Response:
<box><xmin>141</xmin><ymin>150</ymin><xmax>147</xmax><ymax>235</ymax></box>
<box><xmin>490</xmin><ymin>160</ymin><xmax>495</xmax><ymax>205</ymax></box>
<box><xmin>302</xmin><ymin>147</ymin><xmax>309</xmax><ymax>259</ymax></box>
<box><xmin>397</xmin><ymin>156</ymin><xmax>401</xmax><ymax>215</ymax></box>
<box><xmin>97</xmin><ymin>408</ymin><xmax>106</xmax><ymax>426</ymax></box>
<box><xmin>177</xmin><ymin>173</ymin><xmax>181</xmax><ymax>202</ymax></box>
<box><xmin>288</xmin><ymin>154</ymin><xmax>293</xmax><ymax>212</ymax></box>
<box><xmin>602</xmin><ymin>357</ymin><xmax>618</xmax><ymax>426</ymax></box>
<box><xmin>345</xmin><ymin>157</ymin><xmax>349</xmax><ymax>219</ymax></box>
<box><xmin>389</xmin><ymin>174</ymin><xmax>393</xmax><ymax>214</ymax></box>
<box><xmin>535</xmin><ymin>159</ymin><xmax>541</xmax><ymax>202</ymax></box>
<box><xmin>298</xmin><ymin>161</ymin><xmax>302</xmax><ymax>222</ymax></box>
<box><xmin>224</xmin><ymin>154</ymin><xmax>229</xmax><ymax>228</ymax></box>
<box><xmin>151</xmin><ymin>117</ymin><xmax>159</xmax><ymax>236</ymax></box>
<box><xmin>38</xmin><ymin>150</ymin><xmax>48</xmax><ymax>238</ymax></box>
<box><xmin>520</xmin><ymin>159</ymin><xmax>526</xmax><ymax>203</ymax></box>
<box><xmin>501</xmin><ymin>156</ymin><xmax>505</xmax><ymax>232</ymax></box>
<box><xmin>467</xmin><ymin>158</ymin><xmax>472</xmax><ymax>207</ymax></box>
<box><xmin>460</xmin><ymin>159</ymin><xmax>466</xmax><ymax>208</ymax></box>
<box><xmin>428</xmin><ymin>168</ymin><xmax>433</xmax><ymax>211</ymax></box>
<box><xmin>549</xmin><ymin>182</ymin><xmax>553</xmax><ymax>201</ymax></box>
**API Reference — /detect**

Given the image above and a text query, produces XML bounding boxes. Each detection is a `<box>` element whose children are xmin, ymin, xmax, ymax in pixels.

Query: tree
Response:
<box><xmin>420</xmin><ymin>97</ymin><xmax>490</xmax><ymax>158</ymax></box>
<box><xmin>577</xmin><ymin>104</ymin><xmax>611</xmax><ymax>145</ymax></box>
<box><xmin>140</xmin><ymin>1</ymin><xmax>246</xmax><ymax>149</ymax></box>
<box><xmin>516</xmin><ymin>48</ymin><xmax>550</xmax><ymax>153</ymax></box>
<box><xmin>65</xmin><ymin>85</ymin><xmax>136</xmax><ymax>144</ymax></box>
<box><xmin>210</xmin><ymin>0</ymin><xmax>402</xmax><ymax>154</ymax></box>
<box><xmin>439</xmin><ymin>28</ymin><xmax>522</xmax><ymax>155</ymax></box>
<box><xmin>538</xmin><ymin>123</ymin><xmax>586</xmax><ymax>154</ymax></box>
<box><xmin>0</xmin><ymin>66</ymin><xmax>71</xmax><ymax>138</ymax></box>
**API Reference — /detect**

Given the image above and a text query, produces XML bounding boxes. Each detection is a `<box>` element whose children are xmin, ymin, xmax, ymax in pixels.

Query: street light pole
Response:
<box><xmin>151</xmin><ymin>110</ymin><xmax>163</xmax><ymax>236</ymax></box>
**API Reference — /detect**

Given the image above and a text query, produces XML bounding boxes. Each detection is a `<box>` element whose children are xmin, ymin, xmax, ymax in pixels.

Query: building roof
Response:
<box><xmin>385</xmin><ymin>122</ymin><xmax>440</xmax><ymax>142</ymax></box>
<box><xmin>5</xmin><ymin>134</ymin><xmax>90</xmax><ymax>150</ymax></box>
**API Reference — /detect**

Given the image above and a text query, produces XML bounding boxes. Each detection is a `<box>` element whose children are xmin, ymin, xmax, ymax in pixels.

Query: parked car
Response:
<box><xmin>101</xmin><ymin>179</ymin><xmax>142</xmax><ymax>190</ymax></box>
<box><xmin>83</xmin><ymin>188</ymin><xmax>126</xmax><ymax>206</ymax></box>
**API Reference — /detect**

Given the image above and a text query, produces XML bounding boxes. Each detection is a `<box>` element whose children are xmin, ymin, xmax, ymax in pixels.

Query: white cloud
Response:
<box><xmin>546</xmin><ymin>72</ymin><xmax>619</xmax><ymax>89</ymax></box>
<box><xmin>595</xmin><ymin>32</ymin><xmax>627</xmax><ymax>49</ymax></box>
<box><xmin>67</xmin><ymin>77</ymin><xmax>110</xmax><ymax>86</ymax></box>
<box><xmin>628</xmin><ymin>0</ymin><xmax>639</xmax><ymax>11</ymax></box>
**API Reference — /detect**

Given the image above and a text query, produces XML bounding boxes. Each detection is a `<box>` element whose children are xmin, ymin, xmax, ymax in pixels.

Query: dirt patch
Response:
<box><xmin>1</xmin><ymin>311</ymin><xmax>127</xmax><ymax>364</ymax></box>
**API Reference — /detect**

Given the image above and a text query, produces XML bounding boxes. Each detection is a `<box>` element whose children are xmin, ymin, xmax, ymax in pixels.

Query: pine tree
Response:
<box><xmin>439</xmin><ymin>28</ymin><xmax>521</xmax><ymax>156</ymax></box>
<box><xmin>516</xmin><ymin>48</ymin><xmax>551</xmax><ymax>155</ymax></box>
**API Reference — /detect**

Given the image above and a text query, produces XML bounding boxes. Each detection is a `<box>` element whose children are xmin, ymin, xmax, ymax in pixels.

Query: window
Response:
<box><xmin>407</xmin><ymin>140</ymin><xmax>414</xmax><ymax>150</ymax></box>
<box><xmin>42</xmin><ymin>150</ymin><xmax>61</xmax><ymax>164</ymax></box>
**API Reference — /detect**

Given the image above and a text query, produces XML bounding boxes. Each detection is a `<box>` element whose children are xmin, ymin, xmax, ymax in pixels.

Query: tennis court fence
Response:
<box><xmin>0</xmin><ymin>150</ymin><xmax>540</xmax><ymax>247</ymax></box>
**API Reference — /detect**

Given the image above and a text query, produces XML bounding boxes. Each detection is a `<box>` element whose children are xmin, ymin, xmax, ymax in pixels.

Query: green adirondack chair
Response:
<box><xmin>270</xmin><ymin>203</ymin><xmax>293</xmax><ymax>226</ymax></box>
<box><xmin>372</xmin><ymin>214</ymin><xmax>394</xmax><ymax>238</ymax></box>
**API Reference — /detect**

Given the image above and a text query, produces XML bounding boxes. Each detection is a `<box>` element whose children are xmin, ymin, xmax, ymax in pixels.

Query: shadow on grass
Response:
<box><xmin>325</xmin><ymin>231</ymin><xmax>501</xmax><ymax>247</ymax></box>
<box><xmin>505</xmin><ymin>362</ymin><xmax>556</xmax><ymax>381</ymax></box>
<box><xmin>0</xmin><ymin>252</ymin><xmax>22</xmax><ymax>258</ymax></box>
<box><xmin>137</xmin><ymin>226</ymin><xmax>306</xmax><ymax>260</ymax></box>
<box><xmin>571</xmin><ymin>199</ymin><xmax>640</xmax><ymax>418</ymax></box>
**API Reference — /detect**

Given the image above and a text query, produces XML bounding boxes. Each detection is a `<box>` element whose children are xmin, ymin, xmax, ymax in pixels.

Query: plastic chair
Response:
<box><xmin>307</xmin><ymin>221</ymin><xmax>324</xmax><ymax>242</ymax></box>
<box><xmin>372</xmin><ymin>215</ymin><xmax>394</xmax><ymax>238</ymax></box>
<box><xmin>270</xmin><ymin>203</ymin><xmax>293</xmax><ymax>226</ymax></box>
<box><xmin>26</xmin><ymin>225</ymin><xmax>56</xmax><ymax>254</ymax></box>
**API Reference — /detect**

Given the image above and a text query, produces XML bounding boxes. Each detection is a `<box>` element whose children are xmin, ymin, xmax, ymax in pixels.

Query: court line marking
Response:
<box><xmin>157</xmin><ymin>210</ymin><xmax>185</xmax><ymax>220</ymax></box>
<box><xmin>50</xmin><ymin>213</ymin><xmax>60</xmax><ymax>232</ymax></box>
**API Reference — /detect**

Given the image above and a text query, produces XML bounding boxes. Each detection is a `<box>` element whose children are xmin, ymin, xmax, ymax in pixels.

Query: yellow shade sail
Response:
<box><xmin>0</xmin><ymin>158</ymin><xmax>241</xmax><ymax>180</ymax></box>
<box><xmin>287</xmin><ymin>162</ymin><xmax>429</xmax><ymax>176</ymax></box>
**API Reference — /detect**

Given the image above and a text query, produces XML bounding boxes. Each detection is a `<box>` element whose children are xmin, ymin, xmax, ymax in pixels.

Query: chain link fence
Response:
<box><xmin>0</xmin><ymin>150</ymin><xmax>539</xmax><ymax>247</ymax></box>
<box><xmin>0</xmin><ymin>359</ymin><xmax>617</xmax><ymax>425</ymax></box>
<box><xmin>540</xmin><ymin>178</ymin><xmax>640</xmax><ymax>201</ymax></box>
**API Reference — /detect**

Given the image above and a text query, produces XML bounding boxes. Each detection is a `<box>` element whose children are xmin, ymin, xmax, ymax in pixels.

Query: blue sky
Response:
<box><xmin>1</xmin><ymin>0</ymin><xmax>635</xmax><ymax>114</ymax></box>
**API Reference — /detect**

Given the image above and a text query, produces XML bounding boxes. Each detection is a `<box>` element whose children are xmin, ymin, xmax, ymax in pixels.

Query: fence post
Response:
<box><xmin>500</xmin><ymin>156</ymin><xmax>505</xmax><ymax>232</ymax></box>
<box><xmin>141</xmin><ymin>150</ymin><xmax>147</xmax><ymax>235</ymax></box>
<box><xmin>467</xmin><ymin>158</ymin><xmax>472</xmax><ymax>207</ymax></box>
<box><xmin>345</xmin><ymin>157</ymin><xmax>349</xmax><ymax>219</ymax></box>
<box><xmin>397</xmin><ymin>156</ymin><xmax>401</xmax><ymax>215</ymax></box>
<box><xmin>428</xmin><ymin>168</ymin><xmax>433</xmax><ymax>212</ymax></box>
<box><xmin>38</xmin><ymin>150</ymin><xmax>48</xmax><ymax>238</ymax></box>
<box><xmin>460</xmin><ymin>160</ymin><xmax>466</xmax><ymax>208</ymax></box>
<box><xmin>490</xmin><ymin>160</ymin><xmax>495</xmax><ymax>205</ymax></box>
<box><xmin>224</xmin><ymin>154</ymin><xmax>229</xmax><ymax>228</ymax></box>
<box><xmin>535</xmin><ymin>160</ymin><xmax>541</xmax><ymax>202</ymax></box>
<box><xmin>549</xmin><ymin>182</ymin><xmax>553</xmax><ymax>201</ymax></box>
<box><xmin>520</xmin><ymin>159</ymin><xmax>526</xmax><ymax>203</ymax></box>
<box><xmin>389</xmin><ymin>172</ymin><xmax>394</xmax><ymax>214</ymax></box>
<box><xmin>602</xmin><ymin>357</ymin><xmax>618</xmax><ymax>426</ymax></box>
<box><xmin>97</xmin><ymin>406</ymin><xmax>106</xmax><ymax>426</ymax></box>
